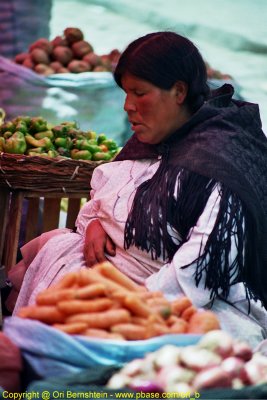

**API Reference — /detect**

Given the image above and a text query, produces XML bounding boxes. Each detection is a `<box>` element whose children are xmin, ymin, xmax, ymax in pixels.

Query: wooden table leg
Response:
<box><xmin>0</xmin><ymin>189</ymin><xmax>9</xmax><ymax>267</ymax></box>
<box><xmin>3</xmin><ymin>191</ymin><xmax>24</xmax><ymax>272</ymax></box>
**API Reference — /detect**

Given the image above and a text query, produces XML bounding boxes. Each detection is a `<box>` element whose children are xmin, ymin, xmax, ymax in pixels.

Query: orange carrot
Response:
<box><xmin>53</xmin><ymin>322</ymin><xmax>88</xmax><ymax>334</ymax></box>
<box><xmin>168</xmin><ymin>318</ymin><xmax>188</xmax><ymax>334</ymax></box>
<box><xmin>181</xmin><ymin>305</ymin><xmax>197</xmax><ymax>321</ymax></box>
<box><xmin>77</xmin><ymin>268</ymin><xmax>128</xmax><ymax>293</ymax></box>
<box><xmin>36</xmin><ymin>288</ymin><xmax>76</xmax><ymax>305</ymax></box>
<box><xmin>95</xmin><ymin>262</ymin><xmax>143</xmax><ymax>292</ymax></box>
<box><xmin>57</xmin><ymin>298</ymin><xmax>113</xmax><ymax>315</ymax></box>
<box><xmin>50</xmin><ymin>271</ymin><xmax>79</xmax><ymax>289</ymax></box>
<box><xmin>111</xmin><ymin>323</ymin><xmax>148</xmax><ymax>340</ymax></box>
<box><xmin>66</xmin><ymin>308</ymin><xmax>131</xmax><ymax>328</ymax></box>
<box><xmin>84</xmin><ymin>328</ymin><xmax>124</xmax><ymax>340</ymax></box>
<box><xmin>123</xmin><ymin>293</ymin><xmax>152</xmax><ymax>317</ymax></box>
<box><xmin>75</xmin><ymin>283</ymin><xmax>107</xmax><ymax>299</ymax></box>
<box><xmin>137</xmin><ymin>290</ymin><xmax>165</xmax><ymax>300</ymax></box>
<box><xmin>187</xmin><ymin>310</ymin><xmax>221</xmax><ymax>334</ymax></box>
<box><xmin>171</xmin><ymin>297</ymin><xmax>192</xmax><ymax>317</ymax></box>
<box><xmin>131</xmin><ymin>316</ymin><xmax>149</xmax><ymax>326</ymax></box>
<box><xmin>17</xmin><ymin>305</ymin><xmax>65</xmax><ymax>324</ymax></box>
<box><xmin>146</xmin><ymin>297</ymin><xmax>170</xmax><ymax>307</ymax></box>
<box><xmin>146</xmin><ymin>322</ymin><xmax>169</xmax><ymax>338</ymax></box>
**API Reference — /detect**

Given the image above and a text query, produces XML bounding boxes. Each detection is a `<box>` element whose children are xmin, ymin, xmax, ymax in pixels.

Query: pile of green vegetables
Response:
<box><xmin>0</xmin><ymin>115</ymin><xmax>120</xmax><ymax>161</ymax></box>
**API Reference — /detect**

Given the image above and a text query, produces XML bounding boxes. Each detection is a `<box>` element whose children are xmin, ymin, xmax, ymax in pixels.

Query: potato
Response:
<box><xmin>22</xmin><ymin>56</ymin><xmax>35</xmax><ymax>69</ymax></box>
<box><xmin>34</xmin><ymin>64</ymin><xmax>55</xmax><ymax>76</ymax></box>
<box><xmin>71</xmin><ymin>40</ymin><xmax>93</xmax><ymax>59</ymax></box>
<box><xmin>68</xmin><ymin>60</ymin><xmax>90</xmax><ymax>73</ymax></box>
<box><xmin>93</xmin><ymin>65</ymin><xmax>109</xmax><ymax>72</ymax></box>
<box><xmin>57</xmin><ymin>67</ymin><xmax>70</xmax><ymax>73</ymax></box>
<box><xmin>109</xmin><ymin>49</ymin><xmax>121</xmax><ymax>63</ymax></box>
<box><xmin>29</xmin><ymin>38</ymin><xmax>53</xmax><ymax>54</ymax></box>
<box><xmin>14</xmin><ymin>52</ymin><xmax>29</xmax><ymax>64</ymax></box>
<box><xmin>100</xmin><ymin>55</ymin><xmax>112</xmax><ymax>70</ymax></box>
<box><xmin>30</xmin><ymin>48</ymin><xmax>50</xmax><ymax>65</ymax></box>
<box><xmin>64</xmin><ymin>27</ymin><xmax>84</xmax><ymax>44</ymax></box>
<box><xmin>51</xmin><ymin>35</ymin><xmax>68</xmax><ymax>48</ymax></box>
<box><xmin>51</xmin><ymin>46</ymin><xmax>73</xmax><ymax>66</ymax></box>
<box><xmin>50</xmin><ymin>61</ymin><xmax>64</xmax><ymax>72</ymax></box>
<box><xmin>83</xmin><ymin>52</ymin><xmax>102</xmax><ymax>68</ymax></box>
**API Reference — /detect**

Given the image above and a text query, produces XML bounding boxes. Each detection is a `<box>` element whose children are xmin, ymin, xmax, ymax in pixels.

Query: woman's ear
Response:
<box><xmin>174</xmin><ymin>81</ymin><xmax>188</xmax><ymax>104</ymax></box>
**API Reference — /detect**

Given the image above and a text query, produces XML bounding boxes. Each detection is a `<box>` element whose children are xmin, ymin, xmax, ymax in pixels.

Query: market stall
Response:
<box><xmin>1</xmin><ymin>21</ymin><xmax>266</xmax><ymax>400</ymax></box>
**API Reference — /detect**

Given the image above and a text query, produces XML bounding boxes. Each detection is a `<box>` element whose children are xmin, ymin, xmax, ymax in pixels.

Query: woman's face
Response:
<box><xmin>121</xmin><ymin>72</ymin><xmax>190</xmax><ymax>144</ymax></box>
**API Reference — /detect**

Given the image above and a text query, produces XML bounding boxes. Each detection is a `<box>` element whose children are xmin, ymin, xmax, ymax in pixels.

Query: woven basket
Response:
<box><xmin>0</xmin><ymin>152</ymin><xmax>105</xmax><ymax>193</ymax></box>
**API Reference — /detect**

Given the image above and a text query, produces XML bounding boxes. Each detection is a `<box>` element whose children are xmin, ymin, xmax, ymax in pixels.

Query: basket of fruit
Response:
<box><xmin>0</xmin><ymin>115</ymin><xmax>121</xmax><ymax>193</ymax></box>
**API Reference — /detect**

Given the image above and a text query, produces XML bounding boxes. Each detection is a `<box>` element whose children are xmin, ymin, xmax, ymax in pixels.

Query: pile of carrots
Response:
<box><xmin>17</xmin><ymin>262</ymin><xmax>220</xmax><ymax>340</ymax></box>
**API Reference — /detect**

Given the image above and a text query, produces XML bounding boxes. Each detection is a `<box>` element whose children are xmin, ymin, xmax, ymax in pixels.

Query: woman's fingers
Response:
<box><xmin>84</xmin><ymin>220</ymin><xmax>116</xmax><ymax>267</ymax></box>
<box><xmin>85</xmin><ymin>241</ymin><xmax>106</xmax><ymax>267</ymax></box>
<box><xmin>105</xmin><ymin>236</ymin><xmax>116</xmax><ymax>256</ymax></box>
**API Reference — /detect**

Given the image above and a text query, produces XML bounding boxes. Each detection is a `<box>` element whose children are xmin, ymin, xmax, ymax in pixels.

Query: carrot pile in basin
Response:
<box><xmin>17</xmin><ymin>262</ymin><xmax>220</xmax><ymax>340</ymax></box>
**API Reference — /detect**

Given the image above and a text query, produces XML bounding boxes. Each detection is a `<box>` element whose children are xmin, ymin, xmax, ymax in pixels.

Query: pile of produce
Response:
<box><xmin>205</xmin><ymin>61</ymin><xmax>233</xmax><ymax>80</ymax></box>
<box><xmin>17</xmin><ymin>262</ymin><xmax>220</xmax><ymax>340</ymax></box>
<box><xmin>107</xmin><ymin>330</ymin><xmax>267</xmax><ymax>392</ymax></box>
<box><xmin>0</xmin><ymin>115</ymin><xmax>120</xmax><ymax>161</ymax></box>
<box><xmin>13</xmin><ymin>27</ymin><xmax>121</xmax><ymax>75</ymax></box>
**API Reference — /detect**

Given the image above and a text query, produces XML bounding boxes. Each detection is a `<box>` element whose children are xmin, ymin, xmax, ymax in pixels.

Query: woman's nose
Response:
<box><xmin>124</xmin><ymin>95</ymin><xmax>136</xmax><ymax>112</ymax></box>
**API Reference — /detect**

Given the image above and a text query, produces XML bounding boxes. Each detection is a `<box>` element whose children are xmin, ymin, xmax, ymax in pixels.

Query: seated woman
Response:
<box><xmin>12</xmin><ymin>31</ymin><xmax>267</xmax><ymax>347</ymax></box>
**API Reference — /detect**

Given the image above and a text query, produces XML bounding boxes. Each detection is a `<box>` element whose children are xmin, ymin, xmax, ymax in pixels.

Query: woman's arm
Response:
<box><xmin>145</xmin><ymin>184</ymin><xmax>236</xmax><ymax>307</ymax></box>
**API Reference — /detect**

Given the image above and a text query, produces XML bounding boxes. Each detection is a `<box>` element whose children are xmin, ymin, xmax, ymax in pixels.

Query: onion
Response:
<box><xmin>152</xmin><ymin>345</ymin><xmax>181</xmax><ymax>369</ymax></box>
<box><xmin>193</xmin><ymin>366</ymin><xmax>232</xmax><ymax>390</ymax></box>
<box><xmin>221</xmin><ymin>356</ymin><xmax>245</xmax><ymax>378</ymax></box>
<box><xmin>122</xmin><ymin>359</ymin><xmax>145</xmax><ymax>377</ymax></box>
<box><xmin>243</xmin><ymin>353</ymin><xmax>267</xmax><ymax>385</ymax></box>
<box><xmin>180</xmin><ymin>346</ymin><xmax>222</xmax><ymax>371</ymax></box>
<box><xmin>157</xmin><ymin>365</ymin><xmax>196</xmax><ymax>389</ymax></box>
<box><xmin>198</xmin><ymin>330</ymin><xmax>234</xmax><ymax>358</ymax></box>
<box><xmin>128</xmin><ymin>378</ymin><xmax>163</xmax><ymax>393</ymax></box>
<box><xmin>233</xmin><ymin>341</ymin><xmax>253</xmax><ymax>362</ymax></box>
<box><xmin>107</xmin><ymin>373</ymin><xmax>131</xmax><ymax>389</ymax></box>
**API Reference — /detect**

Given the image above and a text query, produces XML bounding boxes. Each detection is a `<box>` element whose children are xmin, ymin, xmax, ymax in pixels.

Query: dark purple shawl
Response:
<box><xmin>115</xmin><ymin>84</ymin><xmax>267</xmax><ymax>309</ymax></box>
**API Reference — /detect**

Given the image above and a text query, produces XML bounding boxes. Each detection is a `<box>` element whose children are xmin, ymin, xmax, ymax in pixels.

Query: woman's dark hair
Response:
<box><xmin>114</xmin><ymin>31</ymin><xmax>210</xmax><ymax>112</ymax></box>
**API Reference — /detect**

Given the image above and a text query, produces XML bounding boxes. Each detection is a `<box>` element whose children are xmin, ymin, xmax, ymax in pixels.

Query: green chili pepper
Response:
<box><xmin>92</xmin><ymin>151</ymin><xmax>113</xmax><ymax>161</ymax></box>
<box><xmin>34</xmin><ymin>130</ymin><xmax>54</xmax><ymax>140</ymax></box>
<box><xmin>66</xmin><ymin>129</ymin><xmax>82</xmax><ymax>139</ymax></box>
<box><xmin>0</xmin><ymin>136</ymin><xmax>5</xmax><ymax>152</ymax></box>
<box><xmin>29</xmin><ymin>117</ymin><xmax>48</xmax><ymax>133</ymax></box>
<box><xmin>47</xmin><ymin>149</ymin><xmax>59</xmax><ymax>158</ymax></box>
<box><xmin>25</xmin><ymin>134</ymin><xmax>54</xmax><ymax>150</ymax></box>
<box><xmin>73</xmin><ymin>139</ymin><xmax>101</xmax><ymax>153</ymax></box>
<box><xmin>28</xmin><ymin>151</ymin><xmax>44</xmax><ymax>157</ymax></box>
<box><xmin>4</xmin><ymin>131</ymin><xmax>27</xmax><ymax>154</ymax></box>
<box><xmin>26</xmin><ymin>147</ymin><xmax>44</xmax><ymax>155</ymax></box>
<box><xmin>97</xmin><ymin>133</ymin><xmax>107</xmax><ymax>144</ymax></box>
<box><xmin>52</xmin><ymin>123</ymin><xmax>76</xmax><ymax>138</ymax></box>
<box><xmin>0</xmin><ymin>121</ymin><xmax>15</xmax><ymax>135</ymax></box>
<box><xmin>54</xmin><ymin>137</ymin><xmax>73</xmax><ymax>149</ymax></box>
<box><xmin>88</xmin><ymin>131</ymin><xmax>97</xmax><ymax>140</ymax></box>
<box><xmin>70</xmin><ymin>149</ymin><xmax>92</xmax><ymax>160</ymax></box>
<box><xmin>101</xmin><ymin>139</ymin><xmax>118</xmax><ymax>151</ymax></box>
<box><xmin>57</xmin><ymin>147</ymin><xmax>71</xmax><ymax>157</ymax></box>
<box><xmin>3</xmin><ymin>131</ymin><xmax>13</xmax><ymax>139</ymax></box>
<box><xmin>15</xmin><ymin>120</ymin><xmax>28</xmax><ymax>134</ymax></box>
<box><xmin>61</xmin><ymin>121</ymin><xmax>78</xmax><ymax>129</ymax></box>
<box><xmin>13</xmin><ymin>115</ymin><xmax>31</xmax><ymax>126</ymax></box>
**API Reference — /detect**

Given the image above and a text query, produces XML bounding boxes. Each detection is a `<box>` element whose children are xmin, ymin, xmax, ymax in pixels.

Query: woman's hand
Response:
<box><xmin>84</xmin><ymin>219</ymin><xmax>116</xmax><ymax>267</ymax></box>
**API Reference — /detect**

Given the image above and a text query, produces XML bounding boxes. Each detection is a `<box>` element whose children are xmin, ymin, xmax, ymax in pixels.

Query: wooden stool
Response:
<box><xmin>0</xmin><ymin>188</ymin><xmax>89</xmax><ymax>272</ymax></box>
